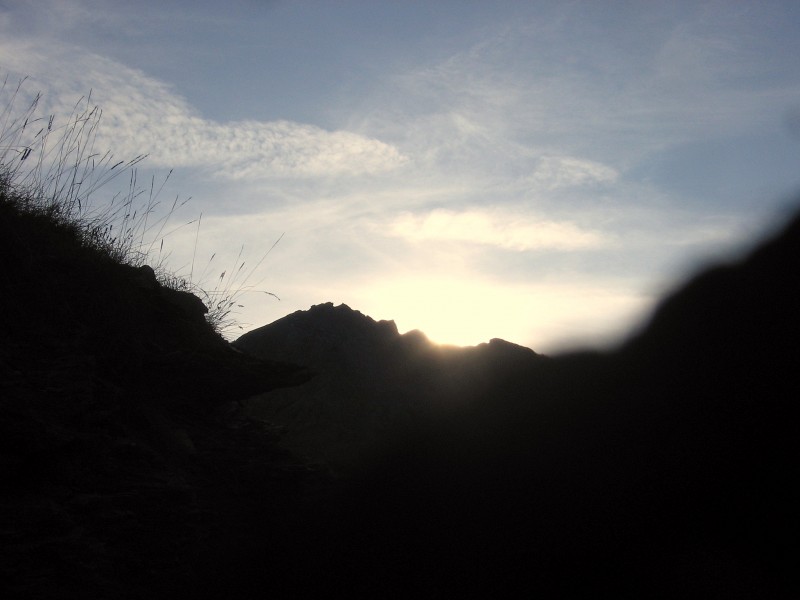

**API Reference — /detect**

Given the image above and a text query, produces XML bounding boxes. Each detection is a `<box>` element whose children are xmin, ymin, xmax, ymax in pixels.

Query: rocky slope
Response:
<box><xmin>233</xmin><ymin>302</ymin><xmax>543</xmax><ymax>471</ymax></box>
<box><xmin>0</xmin><ymin>195</ymin><xmax>321</xmax><ymax>598</ymax></box>
<box><xmin>230</xmin><ymin>205</ymin><xmax>798</xmax><ymax>597</ymax></box>
<box><xmin>323</xmin><ymin>209</ymin><xmax>799</xmax><ymax>598</ymax></box>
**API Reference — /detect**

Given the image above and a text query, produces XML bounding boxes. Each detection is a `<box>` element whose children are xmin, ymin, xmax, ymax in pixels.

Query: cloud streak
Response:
<box><xmin>0</xmin><ymin>38</ymin><xmax>406</xmax><ymax>180</ymax></box>
<box><xmin>389</xmin><ymin>209</ymin><xmax>608</xmax><ymax>251</ymax></box>
<box><xmin>352</xmin><ymin>6</ymin><xmax>800</xmax><ymax>180</ymax></box>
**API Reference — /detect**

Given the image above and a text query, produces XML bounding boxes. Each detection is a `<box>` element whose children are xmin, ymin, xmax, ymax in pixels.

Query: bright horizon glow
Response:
<box><xmin>347</xmin><ymin>276</ymin><xmax>652</xmax><ymax>351</ymax></box>
<box><xmin>2</xmin><ymin>1</ymin><xmax>799</xmax><ymax>353</ymax></box>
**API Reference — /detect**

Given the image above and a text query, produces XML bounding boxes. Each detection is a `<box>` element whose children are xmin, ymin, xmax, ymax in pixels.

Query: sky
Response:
<box><xmin>2</xmin><ymin>0</ymin><xmax>799</xmax><ymax>353</ymax></box>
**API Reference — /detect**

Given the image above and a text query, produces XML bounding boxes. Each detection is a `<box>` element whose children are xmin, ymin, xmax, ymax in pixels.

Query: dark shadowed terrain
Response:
<box><xmin>1</xmin><ymin>187</ymin><xmax>797</xmax><ymax>598</ymax></box>
<box><xmin>234</xmin><ymin>302</ymin><xmax>543</xmax><ymax>473</ymax></box>
<box><xmin>318</xmin><ymin>208</ymin><xmax>798</xmax><ymax>598</ymax></box>
<box><xmin>0</xmin><ymin>195</ymin><xmax>320</xmax><ymax>598</ymax></box>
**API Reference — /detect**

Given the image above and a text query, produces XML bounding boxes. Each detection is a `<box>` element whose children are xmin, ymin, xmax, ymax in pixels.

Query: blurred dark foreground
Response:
<box><xmin>1</xmin><ymin>193</ymin><xmax>797</xmax><ymax>598</ymax></box>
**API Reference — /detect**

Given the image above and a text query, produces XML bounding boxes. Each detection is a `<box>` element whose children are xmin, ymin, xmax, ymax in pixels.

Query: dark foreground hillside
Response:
<box><xmin>320</xmin><ymin>209</ymin><xmax>798</xmax><ymax>598</ymax></box>
<box><xmin>0</xmin><ymin>195</ymin><xmax>321</xmax><ymax>598</ymax></box>
<box><xmin>229</xmin><ymin>208</ymin><xmax>798</xmax><ymax>597</ymax></box>
<box><xmin>2</xmin><ymin>186</ymin><xmax>798</xmax><ymax>598</ymax></box>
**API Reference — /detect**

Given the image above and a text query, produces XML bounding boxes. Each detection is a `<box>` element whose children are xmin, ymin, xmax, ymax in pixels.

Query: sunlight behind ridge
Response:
<box><xmin>353</xmin><ymin>276</ymin><xmax>651</xmax><ymax>352</ymax></box>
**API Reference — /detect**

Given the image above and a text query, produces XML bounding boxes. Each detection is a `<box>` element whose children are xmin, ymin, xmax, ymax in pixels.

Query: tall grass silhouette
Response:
<box><xmin>0</xmin><ymin>76</ymin><xmax>279</xmax><ymax>336</ymax></box>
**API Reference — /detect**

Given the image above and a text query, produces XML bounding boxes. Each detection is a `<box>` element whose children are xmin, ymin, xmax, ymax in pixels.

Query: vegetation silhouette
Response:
<box><xmin>0</xmin><ymin>80</ymin><xmax>309</xmax><ymax>599</ymax></box>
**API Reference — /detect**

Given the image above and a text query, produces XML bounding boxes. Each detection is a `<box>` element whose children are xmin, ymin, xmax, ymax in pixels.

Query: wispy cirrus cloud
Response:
<box><xmin>353</xmin><ymin>6</ymin><xmax>800</xmax><ymax>178</ymax></box>
<box><xmin>388</xmin><ymin>208</ymin><xmax>608</xmax><ymax>251</ymax></box>
<box><xmin>0</xmin><ymin>38</ymin><xmax>407</xmax><ymax>180</ymax></box>
<box><xmin>528</xmin><ymin>156</ymin><xmax>618</xmax><ymax>190</ymax></box>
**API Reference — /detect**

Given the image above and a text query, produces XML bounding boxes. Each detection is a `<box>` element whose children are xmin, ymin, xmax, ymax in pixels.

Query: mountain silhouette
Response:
<box><xmin>233</xmin><ymin>302</ymin><xmax>542</xmax><ymax>472</ymax></box>
<box><xmin>2</xmin><ymin>181</ymin><xmax>797</xmax><ymax>598</ymax></box>
<box><xmin>312</xmin><ymin>209</ymin><xmax>799</xmax><ymax>598</ymax></box>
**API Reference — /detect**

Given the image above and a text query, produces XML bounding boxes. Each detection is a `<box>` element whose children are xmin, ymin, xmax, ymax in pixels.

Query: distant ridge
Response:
<box><xmin>319</xmin><ymin>207</ymin><xmax>800</xmax><ymax>597</ymax></box>
<box><xmin>235</xmin><ymin>301</ymin><xmax>538</xmax><ymax>364</ymax></box>
<box><xmin>235</xmin><ymin>302</ymin><xmax>405</xmax><ymax>366</ymax></box>
<box><xmin>233</xmin><ymin>302</ymin><xmax>542</xmax><ymax>470</ymax></box>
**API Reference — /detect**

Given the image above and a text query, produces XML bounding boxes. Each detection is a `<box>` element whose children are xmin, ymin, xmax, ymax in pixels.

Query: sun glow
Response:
<box><xmin>353</xmin><ymin>276</ymin><xmax>650</xmax><ymax>352</ymax></box>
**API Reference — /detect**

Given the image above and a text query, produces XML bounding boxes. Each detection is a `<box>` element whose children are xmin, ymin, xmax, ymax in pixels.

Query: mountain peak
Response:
<box><xmin>302</xmin><ymin>302</ymin><xmax>400</xmax><ymax>337</ymax></box>
<box><xmin>233</xmin><ymin>302</ymin><xmax>402</xmax><ymax>366</ymax></box>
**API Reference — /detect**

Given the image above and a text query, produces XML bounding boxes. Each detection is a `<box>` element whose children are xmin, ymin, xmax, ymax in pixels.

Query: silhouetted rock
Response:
<box><xmin>233</xmin><ymin>302</ymin><xmax>544</xmax><ymax>472</ymax></box>
<box><xmin>318</xmin><ymin>209</ymin><xmax>800</xmax><ymax>598</ymax></box>
<box><xmin>0</xmin><ymin>195</ymin><xmax>316</xmax><ymax>599</ymax></box>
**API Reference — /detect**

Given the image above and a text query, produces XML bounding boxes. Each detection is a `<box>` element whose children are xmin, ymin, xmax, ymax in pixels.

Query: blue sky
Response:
<box><xmin>2</xmin><ymin>0</ymin><xmax>799</xmax><ymax>352</ymax></box>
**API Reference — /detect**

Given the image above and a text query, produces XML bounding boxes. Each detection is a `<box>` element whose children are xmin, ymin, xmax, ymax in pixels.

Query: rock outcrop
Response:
<box><xmin>0</xmin><ymin>195</ymin><xmax>316</xmax><ymax>599</ymax></box>
<box><xmin>321</xmin><ymin>208</ymin><xmax>800</xmax><ymax>597</ymax></box>
<box><xmin>233</xmin><ymin>302</ymin><xmax>544</xmax><ymax>472</ymax></box>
